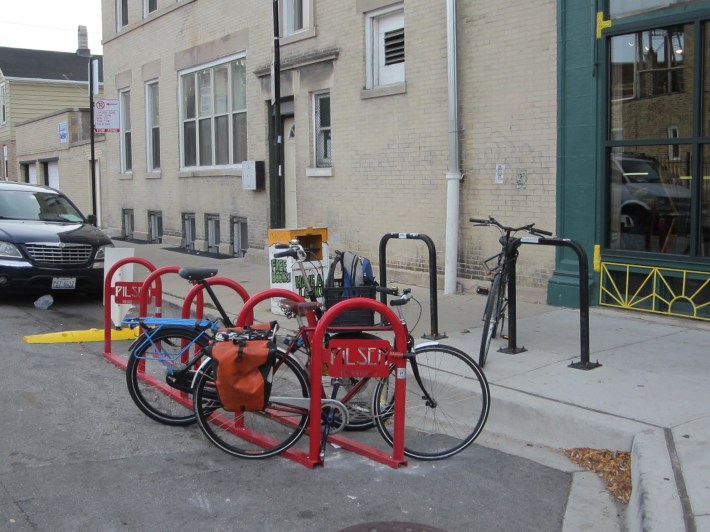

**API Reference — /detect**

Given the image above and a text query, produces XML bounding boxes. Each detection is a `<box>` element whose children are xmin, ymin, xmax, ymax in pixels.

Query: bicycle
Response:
<box><xmin>192</xmin><ymin>276</ymin><xmax>491</xmax><ymax>461</ymax></box>
<box><xmin>191</xmin><ymin>241</ymin><xmax>386</xmax><ymax>459</ymax></box>
<box><xmin>469</xmin><ymin>216</ymin><xmax>552</xmax><ymax>367</ymax></box>
<box><xmin>123</xmin><ymin>266</ymin><xmax>288</xmax><ymax>426</ymax></box>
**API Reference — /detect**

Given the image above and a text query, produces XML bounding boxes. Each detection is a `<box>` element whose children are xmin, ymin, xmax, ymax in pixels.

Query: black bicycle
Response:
<box><xmin>469</xmin><ymin>216</ymin><xmax>552</xmax><ymax>367</ymax></box>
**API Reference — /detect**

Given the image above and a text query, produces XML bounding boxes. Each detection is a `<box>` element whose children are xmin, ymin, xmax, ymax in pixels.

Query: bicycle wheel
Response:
<box><xmin>372</xmin><ymin>344</ymin><xmax>490</xmax><ymax>460</ymax></box>
<box><xmin>328</xmin><ymin>332</ymin><xmax>382</xmax><ymax>431</ymax></box>
<box><xmin>479</xmin><ymin>272</ymin><xmax>503</xmax><ymax>367</ymax></box>
<box><xmin>193</xmin><ymin>349</ymin><xmax>310</xmax><ymax>459</ymax></box>
<box><xmin>126</xmin><ymin>327</ymin><xmax>210</xmax><ymax>426</ymax></box>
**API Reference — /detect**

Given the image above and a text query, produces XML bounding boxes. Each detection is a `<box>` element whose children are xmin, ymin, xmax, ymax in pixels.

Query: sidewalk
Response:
<box><xmin>109</xmin><ymin>241</ymin><xmax>710</xmax><ymax>532</ymax></box>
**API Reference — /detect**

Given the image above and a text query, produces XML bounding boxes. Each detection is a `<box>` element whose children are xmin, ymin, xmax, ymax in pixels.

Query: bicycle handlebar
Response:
<box><xmin>469</xmin><ymin>216</ymin><xmax>553</xmax><ymax>237</ymax></box>
<box><xmin>273</xmin><ymin>249</ymin><xmax>298</xmax><ymax>259</ymax></box>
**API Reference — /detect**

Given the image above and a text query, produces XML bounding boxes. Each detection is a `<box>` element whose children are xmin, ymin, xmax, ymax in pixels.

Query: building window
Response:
<box><xmin>119</xmin><ymin>90</ymin><xmax>132</xmax><ymax>173</ymax></box>
<box><xmin>144</xmin><ymin>0</ymin><xmax>157</xmax><ymax>17</ymax></box>
<box><xmin>148</xmin><ymin>211</ymin><xmax>162</xmax><ymax>243</ymax></box>
<box><xmin>365</xmin><ymin>4</ymin><xmax>405</xmax><ymax>89</ymax></box>
<box><xmin>122</xmin><ymin>209</ymin><xmax>134</xmax><ymax>239</ymax></box>
<box><xmin>117</xmin><ymin>0</ymin><xmax>129</xmax><ymax>29</ymax></box>
<box><xmin>314</xmin><ymin>92</ymin><xmax>331</xmax><ymax>167</ymax></box>
<box><xmin>282</xmin><ymin>0</ymin><xmax>311</xmax><ymax>37</ymax></box>
<box><xmin>183</xmin><ymin>213</ymin><xmax>196</xmax><ymax>250</ymax></box>
<box><xmin>2</xmin><ymin>145</ymin><xmax>7</xmax><ymax>179</ymax></box>
<box><xmin>231</xmin><ymin>216</ymin><xmax>248</xmax><ymax>257</ymax></box>
<box><xmin>206</xmin><ymin>214</ymin><xmax>220</xmax><ymax>254</ymax></box>
<box><xmin>606</xmin><ymin>22</ymin><xmax>700</xmax><ymax>256</ymax></box>
<box><xmin>0</xmin><ymin>83</ymin><xmax>6</xmax><ymax>124</ymax></box>
<box><xmin>146</xmin><ymin>81</ymin><xmax>160</xmax><ymax>171</ymax></box>
<box><xmin>179</xmin><ymin>56</ymin><xmax>247</xmax><ymax>169</ymax></box>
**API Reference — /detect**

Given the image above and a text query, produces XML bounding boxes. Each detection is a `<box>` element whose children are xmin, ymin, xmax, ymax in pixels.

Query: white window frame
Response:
<box><xmin>313</xmin><ymin>92</ymin><xmax>332</xmax><ymax>168</ymax></box>
<box><xmin>282</xmin><ymin>0</ymin><xmax>312</xmax><ymax>37</ymax></box>
<box><xmin>206</xmin><ymin>214</ymin><xmax>220</xmax><ymax>253</ymax></box>
<box><xmin>0</xmin><ymin>83</ymin><xmax>6</xmax><ymax>124</ymax></box>
<box><xmin>145</xmin><ymin>81</ymin><xmax>160</xmax><ymax>172</ymax></box>
<box><xmin>117</xmin><ymin>0</ymin><xmax>129</xmax><ymax>30</ymax></box>
<box><xmin>119</xmin><ymin>89</ymin><xmax>132</xmax><ymax>174</ymax></box>
<box><xmin>178</xmin><ymin>55</ymin><xmax>247</xmax><ymax>170</ymax></box>
<box><xmin>144</xmin><ymin>0</ymin><xmax>158</xmax><ymax>17</ymax></box>
<box><xmin>365</xmin><ymin>4</ymin><xmax>405</xmax><ymax>90</ymax></box>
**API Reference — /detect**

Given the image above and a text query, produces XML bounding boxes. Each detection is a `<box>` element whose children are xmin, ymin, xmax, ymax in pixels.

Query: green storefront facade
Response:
<box><xmin>549</xmin><ymin>0</ymin><xmax>710</xmax><ymax>321</ymax></box>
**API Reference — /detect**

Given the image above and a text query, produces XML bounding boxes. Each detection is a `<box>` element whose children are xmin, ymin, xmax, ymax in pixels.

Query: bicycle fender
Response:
<box><xmin>414</xmin><ymin>341</ymin><xmax>442</xmax><ymax>350</ymax></box>
<box><xmin>191</xmin><ymin>356</ymin><xmax>213</xmax><ymax>389</ymax></box>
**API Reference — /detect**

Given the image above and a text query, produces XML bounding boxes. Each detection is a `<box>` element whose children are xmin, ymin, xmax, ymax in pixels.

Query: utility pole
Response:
<box><xmin>77</xmin><ymin>26</ymin><xmax>98</xmax><ymax>221</ymax></box>
<box><xmin>271</xmin><ymin>0</ymin><xmax>284</xmax><ymax>228</ymax></box>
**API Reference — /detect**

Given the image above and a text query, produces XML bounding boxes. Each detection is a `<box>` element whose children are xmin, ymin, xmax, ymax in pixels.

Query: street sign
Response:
<box><xmin>94</xmin><ymin>98</ymin><xmax>120</xmax><ymax>133</ymax></box>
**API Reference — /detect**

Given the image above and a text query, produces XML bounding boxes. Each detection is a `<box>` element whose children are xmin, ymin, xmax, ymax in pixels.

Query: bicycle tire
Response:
<box><xmin>479</xmin><ymin>273</ymin><xmax>503</xmax><ymax>367</ymax></box>
<box><xmin>126</xmin><ymin>327</ymin><xmax>210</xmax><ymax>426</ymax></box>
<box><xmin>193</xmin><ymin>349</ymin><xmax>310</xmax><ymax>459</ymax></box>
<box><xmin>372</xmin><ymin>344</ymin><xmax>490</xmax><ymax>460</ymax></box>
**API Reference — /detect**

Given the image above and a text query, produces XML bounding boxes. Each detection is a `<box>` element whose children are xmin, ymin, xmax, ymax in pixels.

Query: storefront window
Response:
<box><xmin>609</xmin><ymin>24</ymin><xmax>691</xmax><ymax>140</ymax></box>
<box><xmin>610</xmin><ymin>0</ymin><xmax>706</xmax><ymax>18</ymax></box>
<box><xmin>702</xmin><ymin>146</ymin><xmax>710</xmax><ymax>257</ymax></box>
<box><xmin>609</xmin><ymin>146</ymin><xmax>692</xmax><ymax>254</ymax></box>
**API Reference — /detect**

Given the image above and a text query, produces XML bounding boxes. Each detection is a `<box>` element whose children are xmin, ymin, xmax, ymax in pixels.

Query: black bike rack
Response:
<box><xmin>506</xmin><ymin>236</ymin><xmax>600</xmax><ymax>370</ymax></box>
<box><xmin>378</xmin><ymin>233</ymin><xmax>445</xmax><ymax>340</ymax></box>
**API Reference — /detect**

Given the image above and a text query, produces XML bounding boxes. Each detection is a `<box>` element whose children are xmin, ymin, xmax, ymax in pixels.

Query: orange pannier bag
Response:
<box><xmin>211</xmin><ymin>324</ymin><xmax>277</xmax><ymax>412</ymax></box>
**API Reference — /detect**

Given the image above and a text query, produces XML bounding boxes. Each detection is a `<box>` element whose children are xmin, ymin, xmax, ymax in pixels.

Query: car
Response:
<box><xmin>0</xmin><ymin>181</ymin><xmax>113</xmax><ymax>295</ymax></box>
<box><xmin>610</xmin><ymin>153</ymin><xmax>691</xmax><ymax>252</ymax></box>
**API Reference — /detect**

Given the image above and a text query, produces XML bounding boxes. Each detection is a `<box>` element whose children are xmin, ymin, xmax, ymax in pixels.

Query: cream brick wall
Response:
<box><xmin>99</xmin><ymin>0</ymin><xmax>557</xmax><ymax>289</ymax></box>
<box><xmin>15</xmin><ymin>108</ymin><xmax>104</xmax><ymax>216</ymax></box>
<box><xmin>458</xmin><ymin>0</ymin><xmax>557</xmax><ymax>287</ymax></box>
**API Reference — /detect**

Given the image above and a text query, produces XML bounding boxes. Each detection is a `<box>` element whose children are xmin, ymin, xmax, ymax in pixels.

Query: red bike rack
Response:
<box><xmin>236</xmin><ymin>292</ymin><xmax>409</xmax><ymax>468</ymax></box>
<box><xmin>308</xmin><ymin>297</ymin><xmax>409</xmax><ymax>468</ymax></box>
<box><xmin>182</xmin><ymin>277</ymin><xmax>252</xmax><ymax>323</ymax></box>
<box><xmin>103</xmin><ymin>257</ymin><xmax>158</xmax><ymax>368</ymax></box>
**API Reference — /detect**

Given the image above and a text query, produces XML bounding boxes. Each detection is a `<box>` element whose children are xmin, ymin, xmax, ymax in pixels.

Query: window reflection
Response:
<box><xmin>609</xmin><ymin>147</ymin><xmax>691</xmax><ymax>254</ymax></box>
<box><xmin>610</xmin><ymin>24</ymin><xmax>691</xmax><ymax>140</ymax></box>
<box><xmin>702</xmin><ymin>146</ymin><xmax>710</xmax><ymax>257</ymax></box>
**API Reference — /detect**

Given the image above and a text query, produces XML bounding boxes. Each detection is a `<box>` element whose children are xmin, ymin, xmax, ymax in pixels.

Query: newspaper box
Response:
<box><xmin>268</xmin><ymin>227</ymin><xmax>328</xmax><ymax>314</ymax></box>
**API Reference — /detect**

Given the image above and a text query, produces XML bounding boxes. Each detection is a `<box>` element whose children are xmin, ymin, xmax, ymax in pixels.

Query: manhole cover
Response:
<box><xmin>338</xmin><ymin>522</ymin><xmax>447</xmax><ymax>532</ymax></box>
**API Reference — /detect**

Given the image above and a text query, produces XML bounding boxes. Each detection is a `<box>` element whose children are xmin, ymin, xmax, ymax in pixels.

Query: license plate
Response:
<box><xmin>51</xmin><ymin>277</ymin><xmax>77</xmax><ymax>289</ymax></box>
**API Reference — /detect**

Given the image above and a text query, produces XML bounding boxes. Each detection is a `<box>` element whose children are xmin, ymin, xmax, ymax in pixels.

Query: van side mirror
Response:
<box><xmin>87</xmin><ymin>214</ymin><xmax>97</xmax><ymax>226</ymax></box>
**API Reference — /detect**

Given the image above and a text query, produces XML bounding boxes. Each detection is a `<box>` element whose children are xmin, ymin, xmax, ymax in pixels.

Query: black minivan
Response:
<box><xmin>0</xmin><ymin>181</ymin><xmax>113</xmax><ymax>295</ymax></box>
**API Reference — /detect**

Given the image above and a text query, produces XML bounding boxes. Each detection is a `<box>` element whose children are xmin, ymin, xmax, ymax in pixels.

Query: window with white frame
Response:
<box><xmin>282</xmin><ymin>0</ymin><xmax>311</xmax><ymax>37</ymax></box>
<box><xmin>365</xmin><ymin>4</ymin><xmax>405</xmax><ymax>89</ymax></box>
<box><xmin>179</xmin><ymin>56</ymin><xmax>247</xmax><ymax>169</ymax></box>
<box><xmin>119</xmin><ymin>90</ymin><xmax>132</xmax><ymax>173</ymax></box>
<box><xmin>146</xmin><ymin>81</ymin><xmax>160</xmax><ymax>171</ymax></box>
<box><xmin>117</xmin><ymin>0</ymin><xmax>129</xmax><ymax>29</ymax></box>
<box><xmin>144</xmin><ymin>0</ymin><xmax>157</xmax><ymax>17</ymax></box>
<box><xmin>314</xmin><ymin>92</ymin><xmax>331</xmax><ymax>167</ymax></box>
<box><xmin>0</xmin><ymin>83</ymin><xmax>6</xmax><ymax>124</ymax></box>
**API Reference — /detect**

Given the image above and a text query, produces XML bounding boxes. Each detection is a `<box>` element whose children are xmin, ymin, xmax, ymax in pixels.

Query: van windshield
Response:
<box><xmin>0</xmin><ymin>191</ymin><xmax>85</xmax><ymax>223</ymax></box>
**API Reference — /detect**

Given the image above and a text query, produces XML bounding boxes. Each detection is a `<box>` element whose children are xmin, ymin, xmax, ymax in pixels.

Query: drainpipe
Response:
<box><xmin>444</xmin><ymin>0</ymin><xmax>462</xmax><ymax>294</ymax></box>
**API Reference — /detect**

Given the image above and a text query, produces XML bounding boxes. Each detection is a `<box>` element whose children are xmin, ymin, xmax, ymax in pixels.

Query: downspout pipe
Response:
<box><xmin>444</xmin><ymin>0</ymin><xmax>462</xmax><ymax>294</ymax></box>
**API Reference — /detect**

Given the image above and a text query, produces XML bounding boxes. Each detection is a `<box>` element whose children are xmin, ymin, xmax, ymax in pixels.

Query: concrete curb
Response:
<box><xmin>628</xmin><ymin>428</ymin><xmax>686</xmax><ymax>532</ymax></box>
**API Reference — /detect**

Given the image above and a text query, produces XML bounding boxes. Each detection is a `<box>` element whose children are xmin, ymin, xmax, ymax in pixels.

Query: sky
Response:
<box><xmin>0</xmin><ymin>0</ymin><xmax>103</xmax><ymax>54</ymax></box>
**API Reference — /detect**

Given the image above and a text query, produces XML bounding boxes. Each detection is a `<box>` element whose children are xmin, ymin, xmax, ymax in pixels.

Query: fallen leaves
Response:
<box><xmin>563</xmin><ymin>447</ymin><xmax>632</xmax><ymax>503</ymax></box>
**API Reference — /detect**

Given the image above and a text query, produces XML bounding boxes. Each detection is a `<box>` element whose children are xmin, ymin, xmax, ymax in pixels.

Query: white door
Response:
<box><xmin>284</xmin><ymin>117</ymin><xmax>297</xmax><ymax>228</ymax></box>
<box><xmin>47</xmin><ymin>161</ymin><xmax>59</xmax><ymax>189</ymax></box>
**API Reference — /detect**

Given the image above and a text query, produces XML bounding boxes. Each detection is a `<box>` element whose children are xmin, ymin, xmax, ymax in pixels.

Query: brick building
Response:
<box><xmin>99</xmin><ymin>0</ymin><xmax>710</xmax><ymax>319</ymax></box>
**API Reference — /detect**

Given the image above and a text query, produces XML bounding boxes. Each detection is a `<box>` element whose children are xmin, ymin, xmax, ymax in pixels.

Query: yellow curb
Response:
<box><xmin>23</xmin><ymin>328</ymin><xmax>140</xmax><ymax>344</ymax></box>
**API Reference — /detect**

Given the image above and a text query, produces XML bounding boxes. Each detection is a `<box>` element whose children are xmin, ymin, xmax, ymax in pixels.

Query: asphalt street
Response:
<box><xmin>0</xmin><ymin>294</ymin><xmax>622</xmax><ymax>531</ymax></box>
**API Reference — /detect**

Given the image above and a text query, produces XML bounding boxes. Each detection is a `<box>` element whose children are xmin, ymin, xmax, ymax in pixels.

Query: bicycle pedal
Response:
<box><xmin>476</xmin><ymin>286</ymin><xmax>489</xmax><ymax>295</ymax></box>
